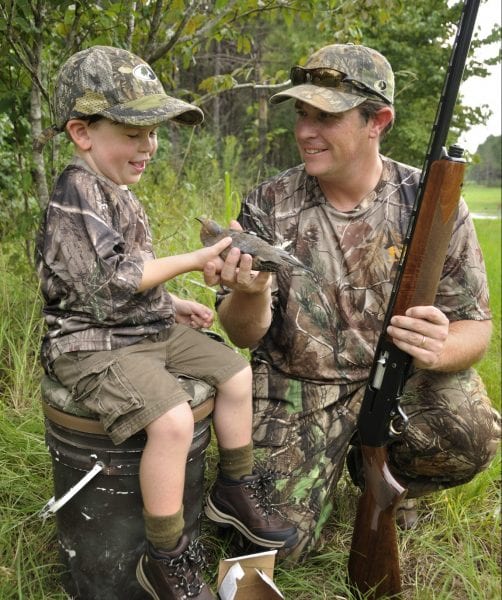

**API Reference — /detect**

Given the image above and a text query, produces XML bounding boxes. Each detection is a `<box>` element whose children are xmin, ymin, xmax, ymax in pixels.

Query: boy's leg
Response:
<box><xmin>53</xmin><ymin>342</ymin><xmax>215</xmax><ymax>598</ymax></box>
<box><xmin>205</xmin><ymin>367</ymin><xmax>299</xmax><ymax>549</ymax></box>
<box><xmin>158</xmin><ymin>324</ymin><xmax>299</xmax><ymax>549</ymax></box>
<box><xmin>138</xmin><ymin>404</ymin><xmax>215</xmax><ymax>600</ymax></box>
<box><xmin>141</xmin><ymin>403</ymin><xmax>194</xmax><ymax>546</ymax></box>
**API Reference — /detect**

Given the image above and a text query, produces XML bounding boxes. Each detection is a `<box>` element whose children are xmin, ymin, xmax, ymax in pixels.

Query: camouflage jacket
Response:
<box><xmin>35</xmin><ymin>158</ymin><xmax>174</xmax><ymax>372</ymax></box>
<box><xmin>219</xmin><ymin>156</ymin><xmax>491</xmax><ymax>385</ymax></box>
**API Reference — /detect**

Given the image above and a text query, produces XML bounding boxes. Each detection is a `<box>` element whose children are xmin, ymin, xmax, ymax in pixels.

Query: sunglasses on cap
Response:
<box><xmin>290</xmin><ymin>67</ymin><xmax>391</xmax><ymax>104</ymax></box>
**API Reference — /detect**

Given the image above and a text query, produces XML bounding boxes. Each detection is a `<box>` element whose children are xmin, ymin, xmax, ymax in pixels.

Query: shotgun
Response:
<box><xmin>347</xmin><ymin>0</ymin><xmax>480</xmax><ymax>597</ymax></box>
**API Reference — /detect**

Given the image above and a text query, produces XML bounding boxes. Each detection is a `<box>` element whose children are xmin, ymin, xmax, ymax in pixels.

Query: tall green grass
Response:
<box><xmin>0</xmin><ymin>161</ymin><xmax>499</xmax><ymax>598</ymax></box>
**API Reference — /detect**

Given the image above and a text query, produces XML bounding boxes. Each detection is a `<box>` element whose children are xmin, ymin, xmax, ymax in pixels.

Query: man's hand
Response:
<box><xmin>387</xmin><ymin>306</ymin><xmax>491</xmax><ymax>372</ymax></box>
<box><xmin>201</xmin><ymin>220</ymin><xmax>273</xmax><ymax>348</ymax></box>
<box><xmin>387</xmin><ymin>306</ymin><xmax>449</xmax><ymax>370</ymax></box>
<box><xmin>204</xmin><ymin>247</ymin><xmax>272</xmax><ymax>293</ymax></box>
<box><xmin>202</xmin><ymin>220</ymin><xmax>271</xmax><ymax>294</ymax></box>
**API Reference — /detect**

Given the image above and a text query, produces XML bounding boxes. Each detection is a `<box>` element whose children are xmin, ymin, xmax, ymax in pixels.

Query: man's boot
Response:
<box><xmin>136</xmin><ymin>535</ymin><xmax>215</xmax><ymax>599</ymax></box>
<box><xmin>205</xmin><ymin>472</ymin><xmax>298</xmax><ymax>548</ymax></box>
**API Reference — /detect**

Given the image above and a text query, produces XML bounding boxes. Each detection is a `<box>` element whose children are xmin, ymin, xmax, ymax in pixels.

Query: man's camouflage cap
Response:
<box><xmin>35</xmin><ymin>46</ymin><xmax>203</xmax><ymax>149</ymax></box>
<box><xmin>270</xmin><ymin>44</ymin><xmax>394</xmax><ymax>113</ymax></box>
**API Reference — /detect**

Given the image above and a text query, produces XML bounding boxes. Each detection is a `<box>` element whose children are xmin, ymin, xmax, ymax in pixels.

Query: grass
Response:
<box><xmin>0</xmin><ymin>178</ymin><xmax>500</xmax><ymax>599</ymax></box>
<box><xmin>462</xmin><ymin>182</ymin><xmax>502</xmax><ymax>217</ymax></box>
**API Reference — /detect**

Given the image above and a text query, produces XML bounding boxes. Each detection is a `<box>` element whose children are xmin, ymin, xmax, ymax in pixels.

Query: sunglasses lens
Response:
<box><xmin>289</xmin><ymin>67</ymin><xmax>389</xmax><ymax>104</ymax></box>
<box><xmin>290</xmin><ymin>67</ymin><xmax>344</xmax><ymax>88</ymax></box>
<box><xmin>290</xmin><ymin>67</ymin><xmax>306</xmax><ymax>85</ymax></box>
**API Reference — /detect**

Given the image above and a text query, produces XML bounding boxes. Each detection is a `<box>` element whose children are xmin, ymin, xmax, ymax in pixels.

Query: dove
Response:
<box><xmin>197</xmin><ymin>217</ymin><xmax>314</xmax><ymax>273</ymax></box>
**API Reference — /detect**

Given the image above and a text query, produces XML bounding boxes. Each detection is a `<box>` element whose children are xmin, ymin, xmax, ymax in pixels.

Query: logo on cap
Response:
<box><xmin>133</xmin><ymin>64</ymin><xmax>157</xmax><ymax>82</ymax></box>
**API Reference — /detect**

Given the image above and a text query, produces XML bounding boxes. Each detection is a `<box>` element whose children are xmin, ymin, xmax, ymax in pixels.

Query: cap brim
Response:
<box><xmin>270</xmin><ymin>84</ymin><xmax>367</xmax><ymax>113</ymax></box>
<box><xmin>101</xmin><ymin>94</ymin><xmax>204</xmax><ymax>126</ymax></box>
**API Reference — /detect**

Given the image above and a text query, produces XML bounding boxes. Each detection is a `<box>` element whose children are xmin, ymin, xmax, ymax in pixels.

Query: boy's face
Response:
<box><xmin>80</xmin><ymin>119</ymin><xmax>159</xmax><ymax>186</ymax></box>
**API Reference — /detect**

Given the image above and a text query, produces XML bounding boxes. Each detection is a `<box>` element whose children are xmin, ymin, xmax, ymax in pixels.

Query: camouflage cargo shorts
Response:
<box><xmin>251</xmin><ymin>360</ymin><xmax>501</xmax><ymax>561</ymax></box>
<box><xmin>52</xmin><ymin>324</ymin><xmax>248</xmax><ymax>444</ymax></box>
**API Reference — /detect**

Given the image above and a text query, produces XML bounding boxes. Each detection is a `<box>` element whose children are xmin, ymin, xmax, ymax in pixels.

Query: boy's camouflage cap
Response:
<box><xmin>270</xmin><ymin>44</ymin><xmax>394</xmax><ymax>113</ymax></box>
<box><xmin>35</xmin><ymin>46</ymin><xmax>203</xmax><ymax>149</ymax></box>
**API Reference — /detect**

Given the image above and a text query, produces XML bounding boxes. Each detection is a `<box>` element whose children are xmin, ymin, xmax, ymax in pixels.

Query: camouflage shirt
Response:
<box><xmin>222</xmin><ymin>156</ymin><xmax>491</xmax><ymax>385</ymax></box>
<box><xmin>35</xmin><ymin>157</ymin><xmax>174</xmax><ymax>372</ymax></box>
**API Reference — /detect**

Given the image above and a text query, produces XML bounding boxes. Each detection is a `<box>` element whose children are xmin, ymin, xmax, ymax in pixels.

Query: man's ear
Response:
<box><xmin>369</xmin><ymin>106</ymin><xmax>394</xmax><ymax>138</ymax></box>
<box><xmin>66</xmin><ymin>119</ymin><xmax>92</xmax><ymax>150</ymax></box>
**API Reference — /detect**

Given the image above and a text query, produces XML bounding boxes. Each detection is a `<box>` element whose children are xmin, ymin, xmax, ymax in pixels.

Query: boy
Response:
<box><xmin>35</xmin><ymin>46</ymin><xmax>296</xmax><ymax>600</ymax></box>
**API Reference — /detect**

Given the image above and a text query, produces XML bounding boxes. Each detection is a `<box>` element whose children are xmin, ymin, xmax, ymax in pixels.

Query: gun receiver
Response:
<box><xmin>347</xmin><ymin>0</ymin><xmax>480</xmax><ymax>597</ymax></box>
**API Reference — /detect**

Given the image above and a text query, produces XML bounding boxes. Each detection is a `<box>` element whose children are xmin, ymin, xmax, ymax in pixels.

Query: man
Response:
<box><xmin>203</xmin><ymin>44</ymin><xmax>500</xmax><ymax>561</ymax></box>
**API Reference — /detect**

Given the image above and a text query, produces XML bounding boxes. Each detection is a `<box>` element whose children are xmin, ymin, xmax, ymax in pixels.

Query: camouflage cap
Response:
<box><xmin>35</xmin><ymin>46</ymin><xmax>203</xmax><ymax>149</ymax></box>
<box><xmin>270</xmin><ymin>44</ymin><xmax>394</xmax><ymax>113</ymax></box>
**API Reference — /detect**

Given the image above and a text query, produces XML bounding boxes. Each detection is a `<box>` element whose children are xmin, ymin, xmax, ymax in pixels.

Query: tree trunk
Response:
<box><xmin>30</xmin><ymin>1</ymin><xmax>50</xmax><ymax>208</ymax></box>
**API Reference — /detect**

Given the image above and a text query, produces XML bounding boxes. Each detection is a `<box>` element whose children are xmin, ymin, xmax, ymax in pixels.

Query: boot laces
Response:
<box><xmin>245</xmin><ymin>469</ymin><xmax>275</xmax><ymax>516</ymax></box>
<box><xmin>165</xmin><ymin>538</ymin><xmax>207</xmax><ymax>597</ymax></box>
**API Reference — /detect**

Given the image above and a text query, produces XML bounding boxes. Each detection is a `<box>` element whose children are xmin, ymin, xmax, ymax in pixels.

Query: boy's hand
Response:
<box><xmin>195</xmin><ymin>236</ymin><xmax>233</xmax><ymax>271</ymax></box>
<box><xmin>172</xmin><ymin>296</ymin><xmax>214</xmax><ymax>329</ymax></box>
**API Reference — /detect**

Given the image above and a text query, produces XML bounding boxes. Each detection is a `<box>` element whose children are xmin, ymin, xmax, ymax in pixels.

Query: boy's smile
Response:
<box><xmin>75</xmin><ymin>119</ymin><xmax>159</xmax><ymax>186</ymax></box>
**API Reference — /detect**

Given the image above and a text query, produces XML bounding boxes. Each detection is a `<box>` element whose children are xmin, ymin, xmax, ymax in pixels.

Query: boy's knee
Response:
<box><xmin>219</xmin><ymin>365</ymin><xmax>253</xmax><ymax>395</ymax></box>
<box><xmin>146</xmin><ymin>402</ymin><xmax>194</xmax><ymax>442</ymax></box>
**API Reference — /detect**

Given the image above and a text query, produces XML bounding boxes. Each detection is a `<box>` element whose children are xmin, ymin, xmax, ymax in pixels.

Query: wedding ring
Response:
<box><xmin>420</xmin><ymin>335</ymin><xmax>426</xmax><ymax>348</ymax></box>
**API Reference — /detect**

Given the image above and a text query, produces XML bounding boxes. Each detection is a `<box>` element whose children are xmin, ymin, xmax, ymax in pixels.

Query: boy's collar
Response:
<box><xmin>70</xmin><ymin>156</ymin><xmax>129</xmax><ymax>190</ymax></box>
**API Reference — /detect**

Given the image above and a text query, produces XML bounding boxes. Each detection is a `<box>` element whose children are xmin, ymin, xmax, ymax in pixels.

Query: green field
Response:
<box><xmin>463</xmin><ymin>182</ymin><xmax>502</xmax><ymax>217</ymax></box>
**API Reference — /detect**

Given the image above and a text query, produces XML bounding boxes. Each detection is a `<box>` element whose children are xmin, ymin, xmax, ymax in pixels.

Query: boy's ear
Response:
<box><xmin>66</xmin><ymin>119</ymin><xmax>92</xmax><ymax>150</ymax></box>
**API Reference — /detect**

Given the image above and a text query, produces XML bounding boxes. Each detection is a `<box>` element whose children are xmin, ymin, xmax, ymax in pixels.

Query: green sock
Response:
<box><xmin>218</xmin><ymin>442</ymin><xmax>254</xmax><ymax>480</ymax></box>
<box><xmin>143</xmin><ymin>507</ymin><xmax>185</xmax><ymax>552</ymax></box>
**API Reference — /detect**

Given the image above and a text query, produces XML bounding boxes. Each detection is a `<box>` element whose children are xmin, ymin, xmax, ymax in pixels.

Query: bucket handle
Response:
<box><xmin>39</xmin><ymin>461</ymin><xmax>105</xmax><ymax>521</ymax></box>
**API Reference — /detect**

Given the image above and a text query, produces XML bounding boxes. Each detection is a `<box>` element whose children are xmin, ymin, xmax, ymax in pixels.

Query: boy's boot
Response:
<box><xmin>136</xmin><ymin>535</ymin><xmax>215</xmax><ymax>600</ymax></box>
<box><xmin>205</xmin><ymin>471</ymin><xmax>298</xmax><ymax>548</ymax></box>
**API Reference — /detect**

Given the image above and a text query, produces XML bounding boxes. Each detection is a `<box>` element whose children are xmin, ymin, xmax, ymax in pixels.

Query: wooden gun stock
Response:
<box><xmin>348</xmin><ymin>446</ymin><xmax>407</xmax><ymax>598</ymax></box>
<box><xmin>394</xmin><ymin>158</ymin><xmax>466</xmax><ymax>314</ymax></box>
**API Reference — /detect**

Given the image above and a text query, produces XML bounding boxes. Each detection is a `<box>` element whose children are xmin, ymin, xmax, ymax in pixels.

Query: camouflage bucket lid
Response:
<box><xmin>35</xmin><ymin>45</ymin><xmax>203</xmax><ymax>149</ymax></box>
<box><xmin>270</xmin><ymin>44</ymin><xmax>394</xmax><ymax>112</ymax></box>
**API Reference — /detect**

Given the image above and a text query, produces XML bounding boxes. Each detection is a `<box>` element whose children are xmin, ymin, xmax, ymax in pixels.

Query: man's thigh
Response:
<box><xmin>390</xmin><ymin>368</ymin><xmax>500</xmax><ymax>495</ymax></box>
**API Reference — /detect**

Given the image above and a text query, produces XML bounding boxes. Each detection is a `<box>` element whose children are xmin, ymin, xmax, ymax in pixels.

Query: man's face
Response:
<box><xmin>83</xmin><ymin>120</ymin><xmax>159</xmax><ymax>186</ymax></box>
<box><xmin>294</xmin><ymin>101</ymin><xmax>372</xmax><ymax>183</ymax></box>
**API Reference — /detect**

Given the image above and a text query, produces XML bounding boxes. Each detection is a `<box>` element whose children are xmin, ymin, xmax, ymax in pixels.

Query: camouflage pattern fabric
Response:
<box><xmin>216</xmin><ymin>156</ymin><xmax>499</xmax><ymax>561</ymax></box>
<box><xmin>35</xmin><ymin>45</ymin><xmax>203</xmax><ymax>150</ymax></box>
<box><xmin>251</xmin><ymin>361</ymin><xmax>500</xmax><ymax>561</ymax></box>
<box><xmin>35</xmin><ymin>157</ymin><xmax>175</xmax><ymax>373</ymax></box>
<box><xmin>229</xmin><ymin>157</ymin><xmax>491</xmax><ymax>385</ymax></box>
<box><xmin>271</xmin><ymin>44</ymin><xmax>394</xmax><ymax>112</ymax></box>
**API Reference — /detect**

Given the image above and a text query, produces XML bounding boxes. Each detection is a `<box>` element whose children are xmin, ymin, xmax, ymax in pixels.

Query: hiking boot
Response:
<box><xmin>136</xmin><ymin>535</ymin><xmax>215</xmax><ymax>599</ymax></box>
<box><xmin>205</xmin><ymin>471</ymin><xmax>298</xmax><ymax>549</ymax></box>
